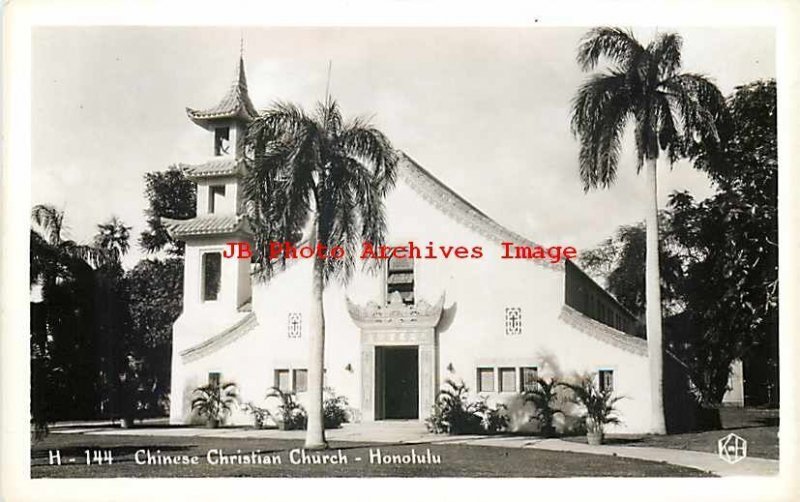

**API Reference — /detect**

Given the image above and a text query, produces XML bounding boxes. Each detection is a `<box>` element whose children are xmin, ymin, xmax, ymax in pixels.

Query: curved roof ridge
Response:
<box><xmin>397</xmin><ymin>152</ymin><xmax>560</xmax><ymax>270</ymax></box>
<box><xmin>559</xmin><ymin>304</ymin><xmax>647</xmax><ymax>356</ymax></box>
<box><xmin>180</xmin><ymin>311</ymin><xmax>258</xmax><ymax>363</ymax></box>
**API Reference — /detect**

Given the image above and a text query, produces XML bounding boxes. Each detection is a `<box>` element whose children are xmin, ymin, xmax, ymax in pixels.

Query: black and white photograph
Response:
<box><xmin>2</xmin><ymin>1</ymin><xmax>797</xmax><ymax>500</ymax></box>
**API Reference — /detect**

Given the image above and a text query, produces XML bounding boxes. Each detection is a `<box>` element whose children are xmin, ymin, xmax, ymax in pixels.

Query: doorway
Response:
<box><xmin>375</xmin><ymin>346</ymin><xmax>419</xmax><ymax>419</ymax></box>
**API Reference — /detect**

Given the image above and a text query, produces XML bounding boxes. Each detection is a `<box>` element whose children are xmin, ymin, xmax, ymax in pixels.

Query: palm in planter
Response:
<box><xmin>523</xmin><ymin>376</ymin><xmax>563</xmax><ymax>437</ymax></box>
<box><xmin>191</xmin><ymin>382</ymin><xmax>239</xmax><ymax>428</ymax></box>
<box><xmin>561</xmin><ymin>376</ymin><xmax>623</xmax><ymax>445</ymax></box>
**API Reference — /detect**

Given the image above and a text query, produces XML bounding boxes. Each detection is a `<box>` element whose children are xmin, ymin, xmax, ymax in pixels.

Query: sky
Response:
<box><xmin>31</xmin><ymin>26</ymin><xmax>775</xmax><ymax>269</ymax></box>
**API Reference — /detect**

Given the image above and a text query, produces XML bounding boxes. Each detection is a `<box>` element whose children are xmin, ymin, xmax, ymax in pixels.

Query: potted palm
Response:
<box><xmin>191</xmin><ymin>382</ymin><xmax>239</xmax><ymax>428</ymax></box>
<box><xmin>523</xmin><ymin>376</ymin><xmax>563</xmax><ymax>437</ymax></box>
<box><xmin>561</xmin><ymin>375</ymin><xmax>622</xmax><ymax>445</ymax></box>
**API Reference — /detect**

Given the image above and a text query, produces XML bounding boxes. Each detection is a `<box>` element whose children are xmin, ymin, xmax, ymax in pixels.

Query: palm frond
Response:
<box><xmin>31</xmin><ymin>204</ymin><xmax>64</xmax><ymax>246</ymax></box>
<box><xmin>571</xmin><ymin>72</ymin><xmax>633</xmax><ymax>190</ymax></box>
<box><xmin>245</xmin><ymin>97</ymin><xmax>397</xmax><ymax>287</ymax></box>
<box><xmin>577</xmin><ymin>27</ymin><xmax>645</xmax><ymax>71</ymax></box>
<box><xmin>651</xmin><ymin>32</ymin><xmax>683</xmax><ymax>80</ymax></box>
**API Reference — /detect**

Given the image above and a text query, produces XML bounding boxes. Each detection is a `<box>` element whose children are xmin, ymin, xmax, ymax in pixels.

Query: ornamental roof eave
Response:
<box><xmin>162</xmin><ymin>214</ymin><xmax>253</xmax><ymax>240</ymax></box>
<box><xmin>346</xmin><ymin>293</ymin><xmax>445</xmax><ymax>330</ymax></box>
<box><xmin>185</xmin><ymin>105</ymin><xmax>257</xmax><ymax>129</ymax></box>
<box><xmin>181</xmin><ymin>158</ymin><xmax>246</xmax><ymax>180</ymax></box>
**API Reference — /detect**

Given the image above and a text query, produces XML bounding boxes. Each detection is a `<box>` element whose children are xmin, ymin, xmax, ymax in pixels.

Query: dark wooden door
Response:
<box><xmin>382</xmin><ymin>347</ymin><xmax>419</xmax><ymax>419</ymax></box>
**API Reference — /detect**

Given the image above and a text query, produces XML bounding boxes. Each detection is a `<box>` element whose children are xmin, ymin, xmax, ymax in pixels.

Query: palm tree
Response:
<box><xmin>570</xmin><ymin>28</ymin><xmax>726</xmax><ymax>434</ymax></box>
<box><xmin>93</xmin><ymin>217</ymin><xmax>132</xmax><ymax>265</ymax></box>
<box><xmin>244</xmin><ymin>98</ymin><xmax>398</xmax><ymax>449</ymax></box>
<box><xmin>31</xmin><ymin>205</ymin><xmax>103</xmax><ymax>277</ymax></box>
<box><xmin>30</xmin><ymin>205</ymin><xmax>102</xmax><ymax>429</ymax></box>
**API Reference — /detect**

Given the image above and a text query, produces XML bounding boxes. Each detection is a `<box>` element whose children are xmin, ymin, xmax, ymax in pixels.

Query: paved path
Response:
<box><xmin>55</xmin><ymin>420</ymin><xmax>778</xmax><ymax>477</ymax></box>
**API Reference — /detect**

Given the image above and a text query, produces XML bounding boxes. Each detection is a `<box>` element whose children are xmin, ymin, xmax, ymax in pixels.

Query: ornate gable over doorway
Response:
<box><xmin>346</xmin><ymin>293</ymin><xmax>445</xmax><ymax>421</ymax></box>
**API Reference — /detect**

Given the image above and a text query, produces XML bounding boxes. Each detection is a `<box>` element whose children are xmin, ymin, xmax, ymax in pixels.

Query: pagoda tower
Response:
<box><xmin>165</xmin><ymin>57</ymin><xmax>257</xmax><ymax>316</ymax></box>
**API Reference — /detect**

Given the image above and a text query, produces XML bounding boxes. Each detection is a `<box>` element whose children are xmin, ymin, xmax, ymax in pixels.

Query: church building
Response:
<box><xmin>165</xmin><ymin>58</ymin><xmax>738</xmax><ymax>434</ymax></box>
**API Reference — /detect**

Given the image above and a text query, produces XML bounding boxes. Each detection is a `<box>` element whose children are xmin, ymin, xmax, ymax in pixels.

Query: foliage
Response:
<box><xmin>30</xmin><ymin>206</ymin><xmax>109</xmax><ymax>430</ymax></box>
<box><xmin>242</xmin><ymin>402</ymin><xmax>273</xmax><ymax>429</ymax></box>
<box><xmin>425</xmin><ymin>379</ymin><xmax>488</xmax><ymax>435</ymax></box>
<box><xmin>116</xmin><ymin>353</ymin><xmax>156</xmax><ymax>421</ymax></box>
<box><xmin>138</xmin><ymin>165</ymin><xmax>196</xmax><ymax>256</ymax></box>
<box><xmin>266</xmin><ymin>387</ymin><xmax>308</xmax><ymax>430</ymax></box>
<box><xmin>571</xmin><ymin>27</ymin><xmax>726</xmax><ymax>190</ymax></box>
<box><xmin>191</xmin><ymin>382</ymin><xmax>239</xmax><ymax>425</ymax></box>
<box><xmin>523</xmin><ymin>376</ymin><xmax>564</xmax><ymax>436</ymax></box>
<box><xmin>124</xmin><ymin>258</ymin><xmax>183</xmax><ymax>410</ymax></box>
<box><xmin>323</xmin><ymin>387</ymin><xmax>350</xmax><ymax>429</ymax></box>
<box><xmin>579</xmin><ymin>80</ymin><xmax>778</xmax><ymax>407</ymax></box>
<box><xmin>477</xmin><ymin>400</ymin><xmax>510</xmax><ymax>434</ymax></box>
<box><xmin>243</xmin><ymin>98</ymin><xmax>399</xmax><ymax>284</ymax></box>
<box><xmin>580</xmin><ymin>219</ymin><xmax>685</xmax><ymax>319</ymax></box>
<box><xmin>560</xmin><ymin>375</ymin><xmax>623</xmax><ymax>434</ymax></box>
<box><xmin>93</xmin><ymin>217</ymin><xmax>132</xmax><ymax>267</ymax></box>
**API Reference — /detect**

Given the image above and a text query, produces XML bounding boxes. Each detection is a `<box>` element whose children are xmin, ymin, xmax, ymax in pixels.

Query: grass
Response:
<box><xmin>31</xmin><ymin>433</ymin><xmax>711</xmax><ymax>478</ymax></box>
<box><xmin>565</xmin><ymin>407</ymin><xmax>779</xmax><ymax>460</ymax></box>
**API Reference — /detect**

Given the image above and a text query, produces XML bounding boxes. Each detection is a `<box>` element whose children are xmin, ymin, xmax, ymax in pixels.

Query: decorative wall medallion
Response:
<box><xmin>505</xmin><ymin>307</ymin><xmax>522</xmax><ymax>336</ymax></box>
<box><xmin>288</xmin><ymin>312</ymin><xmax>302</xmax><ymax>338</ymax></box>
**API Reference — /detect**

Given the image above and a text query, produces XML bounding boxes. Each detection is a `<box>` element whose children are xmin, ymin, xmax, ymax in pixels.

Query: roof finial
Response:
<box><xmin>239</xmin><ymin>29</ymin><xmax>244</xmax><ymax>59</ymax></box>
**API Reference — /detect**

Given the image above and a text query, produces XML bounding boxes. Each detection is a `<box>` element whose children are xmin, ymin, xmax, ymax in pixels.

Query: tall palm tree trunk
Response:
<box><xmin>645</xmin><ymin>156</ymin><xmax>667</xmax><ymax>434</ymax></box>
<box><xmin>305</xmin><ymin>224</ymin><xmax>328</xmax><ymax>449</ymax></box>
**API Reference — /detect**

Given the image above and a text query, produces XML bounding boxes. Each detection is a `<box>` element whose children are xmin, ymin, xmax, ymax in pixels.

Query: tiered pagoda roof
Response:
<box><xmin>186</xmin><ymin>57</ymin><xmax>258</xmax><ymax>127</ymax></box>
<box><xmin>162</xmin><ymin>214</ymin><xmax>250</xmax><ymax>239</ymax></box>
<box><xmin>180</xmin><ymin>158</ymin><xmax>246</xmax><ymax>180</ymax></box>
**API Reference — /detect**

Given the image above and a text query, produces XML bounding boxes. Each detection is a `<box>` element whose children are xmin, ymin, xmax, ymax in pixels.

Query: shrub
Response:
<box><xmin>478</xmin><ymin>400</ymin><xmax>510</xmax><ymax>433</ymax></box>
<box><xmin>425</xmin><ymin>379</ymin><xmax>485</xmax><ymax>435</ymax></box>
<box><xmin>266</xmin><ymin>387</ymin><xmax>307</xmax><ymax>430</ymax></box>
<box><xmin>191</xmin><ymin>382</ymin><xmax>239</xmax><ymax>428</ymax></box>
<box><xmin>523</xmin><ymin>376</ymin><xmax>564</xmax><ymax>437</ymax></box>
<box><xmin>242</xmin><ymin>402</ymin><xmax>272</xmax><ymax>429</ymax></box>
<box><xmin>323</xmin><ymin>387</ymin><xmax>349</xmax><ymax>429</ymax></box>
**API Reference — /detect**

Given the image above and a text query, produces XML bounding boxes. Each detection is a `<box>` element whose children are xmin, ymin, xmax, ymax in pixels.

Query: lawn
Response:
<box><xmin>31</xmin><ymin>433</ymin><xmax>711</xmax><ymax>478</ymax></box>
<box><xmin>565</xmin><ymin>407</ymin><xmax>779</xmax><ymax>460</ymax></box>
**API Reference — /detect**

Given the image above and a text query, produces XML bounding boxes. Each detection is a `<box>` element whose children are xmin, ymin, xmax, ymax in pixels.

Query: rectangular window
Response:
<box><xmin>208</xmin><ymin>185</ymin><xmax>226</xmax><ymax>214</ymax></box>
<box><xmin>214</xmin><ymin>127</ymin><xmax>230</xmax><ymax>156</ymax></box>
<box><xmin>293</xmin><ymin>369</ymin><xmax>308</xmax><ymax>393</ymax></box>
<box><xmin>386</xmin><ymin>256</ymin><xmax>414</xmax><ymax>305</ymax></box>
<box><xmin>599</xmin><ymin>369</ymin><xmax>614</xmax><ymax>392</ymax></box>
<box><xmin>477</xmin><ymin>368</ymin><xmax>495</xmax><ymax>393</ymax></box>
<box><xmin>499</xmin><ymin>367</ymin><xmax>516</xmax><ymax>392</ymax></box>
<box><xmin>208</xmin><ymin>372</ymin><xmax>220</xmax><ymax>388</ymax></box>
<box><xmin>202</xmin><ymin>252</ymin><xmax>222</xmax><ymax>301</ymax></box>
<box><xmin>274</xmin><ymin>369</ymin><xmax>290</xmax><ymax>393</ymax></box>
<box><xmin>520</xmin><ymin>367</ymin><xmax>539</xmax><ymax>393</ymax></box>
